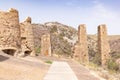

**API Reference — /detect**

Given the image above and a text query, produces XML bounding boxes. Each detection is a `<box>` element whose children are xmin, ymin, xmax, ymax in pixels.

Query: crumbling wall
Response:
<box><xmin>0</xmin><ymin>8</ymin><xmax>21</xmax><ymax>56</ymax></box>
<box><xmin>20</xmin><ymin>17</ymin><xmax>35</xmax><ymax>56</ymax></box>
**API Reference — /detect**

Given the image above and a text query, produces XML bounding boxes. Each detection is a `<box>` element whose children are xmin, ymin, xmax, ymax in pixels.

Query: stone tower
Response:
<box><xmin>20</xmin><ymin>17</ymin><xmax>35</xmax><ymax>56</ymax></box>
<box><xmin>41</xmin><ymin>33</ymin><xmax>51</xmax><ymax>56</ymax></box>
<box><xmin>74</xmin><ymin>24</ymin><xmax>89</xmax><ymax>64</ymax></box>
<box><xmin>98</xmin><ymin>24</ymin><xmax>110</xmax><ymax>66</ymax></box>
<box><xmin>0</xmin><ymin>8</ymin><xmax>21</xmax><ymax>56</ymax></box>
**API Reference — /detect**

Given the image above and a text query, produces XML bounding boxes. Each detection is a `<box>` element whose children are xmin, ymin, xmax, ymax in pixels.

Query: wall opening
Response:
<box><xmin>24</xmin><ymin>51</ymin><xmax>31</xmax><ymax>56</ymax></box>
<box><xmin>2</xmin><ymin>49</ymin><xmax>16</xmax><ymax>56</ymax></box>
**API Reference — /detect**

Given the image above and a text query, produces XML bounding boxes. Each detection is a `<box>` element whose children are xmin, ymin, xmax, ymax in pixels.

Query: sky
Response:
<box><xmin>0</xmin><ymin>0</ymin><xmax>120</xmax><ymax>34</ymax></box>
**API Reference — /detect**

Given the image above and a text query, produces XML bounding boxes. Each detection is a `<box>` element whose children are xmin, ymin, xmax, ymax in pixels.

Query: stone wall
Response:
<box><xmin>41</xmin><ymin>33</ymin><xmax>51</xmax><ymax>56</ymax></box>
<box><xmin>98</xmin><ymin>24</ymin><xmax>110</xmax><ymax>66</ymax></box>
<box><xmin>20</xmin><ymin>17</ymin><xmax>35</xmax><ymax>56</ymax></box>
<box><xmin>74</xmin><ymin>24</ymin><xmax>89</xmax><ymax>64</ymax></box>
<box><xmin>0</xmin><ymin>8</ymin><xmax>21</xmax><ymax>56</ymax></box>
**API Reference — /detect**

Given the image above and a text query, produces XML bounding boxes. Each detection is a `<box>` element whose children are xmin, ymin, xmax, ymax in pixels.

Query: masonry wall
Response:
<box><xmin>74</xmin><ymin>24</ymin><xmax>89</xmax><ymax>64</ymax></box>
<box><xmin>98</xmin><ymin>24</ymin><xmax>110</xmax><ymax>66</ymax></box>
<box><xmin>20</xmin><ymin>17</ymin><xmax>35</xmax><ymax>56</ymax></box>
<box><xmin>0</xmin><ymin>8</ymin><xmax>21</xmax><ymax>55</ymax></box>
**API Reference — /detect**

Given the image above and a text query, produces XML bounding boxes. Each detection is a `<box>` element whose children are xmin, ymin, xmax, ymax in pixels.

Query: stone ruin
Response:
<box><xmin>98</xmin><ymin>24</ymin><xmax>110</xmax><ymax>66</ymax></box>
<box><xmin>73</xmin><ymin>24</ymin><xmax>89</xmax><ymax>64</ymax></box>
<box><xmin>0</xmin><ymin>8</ymin><xmax>51</xmax><ymax>57</ymax></box>
<box><xmin>73</xmin><ymin>24</ymin><xmax>111</xmax><ymax>66</ymax></box>
<box><xmin>0</xmin><ymin>8</ymin><xmax>21</xmax><ymax>56</ymax></box>
<box><xmin>20</xmin><ymin>17</ymin><xmax>35</xmax><ymax>56</ymax></box>
<box><xmin>41</xmin><ymin>33</ymin><xmax>51</xmax><ymax>56</ymax></box>
<box><xmin>0</xmin><ymin>8</ymin><xmax>111</xmax><ymax>67</ymax></box>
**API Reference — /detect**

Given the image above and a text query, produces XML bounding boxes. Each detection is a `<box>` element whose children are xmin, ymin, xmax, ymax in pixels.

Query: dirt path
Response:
<box><xmin>67</xmin><ymin>60</ymin><xmax>102</xmax><ymax>80</ymax></box>
<box><xmin>0</xmin><ymin>53</ymin><xmax>49</xmax><ymax>80</ymax></box>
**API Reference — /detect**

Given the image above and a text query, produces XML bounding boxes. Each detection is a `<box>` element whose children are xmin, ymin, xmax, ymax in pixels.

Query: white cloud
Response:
<box><xmin>72</xmin><ymin>1</ymin><xmax>120</xmax><ymax>35</ymax></box>
<box><xmin>89</xmin><ymin>2</ymin><xmax>120</xmax><ymax>34</ymax></box>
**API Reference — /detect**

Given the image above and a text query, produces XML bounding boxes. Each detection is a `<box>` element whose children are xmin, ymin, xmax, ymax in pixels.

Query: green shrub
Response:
<box><xmin>45</xmin><ymin>60</ymin><xmax>53</xmax><ymax>64</ymax></box>
<box><xmin>110</xmin><ymin>51</ymin><xmax>120</xmax><ymax>60</ymax></box>
<box><xmin>92</xmin><ymin>53</ymin><xmax>101</xmax><ymax>66</ymax></box>
<box><xmin>107</xmin><ymin>59</ymin><xmax>119</xmax><ymax>72</ymax></box>
<box><xmin>36</xmin><ymin>47</ymin><xmax>41</xmax><ymax>53</ymax></box>
<box><xmin>50</xmin><ymin>26</ymin><xmax>57</xmax><ymax>33</ymax></box>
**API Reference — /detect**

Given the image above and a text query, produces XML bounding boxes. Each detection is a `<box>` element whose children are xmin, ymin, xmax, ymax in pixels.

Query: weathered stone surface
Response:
<box><xmin>98</xmin><ymin>24</ymin><xmax>110</xmax><ymax>66</ymax></box>
<box><xmin>24</xmin><ymin>17</ymin><xmax>31</xmax><ymax>23</ymax></box>
<box><xmin>20</xmin><ymin>17</ymin><xmax>35</xmax><ymax>56</ymax></box>
<box><xmin>74</xmin><ymin>24</ymin><xmax>89</xmax><ymax>64</ymax></box>
<box><xmin>41</xmin><ymin>33</ymin><xmax>51</xmax><ymax>56</ymax></box>
<box><xmin>0</xmin><ymin>8</ymin><xmax>21</xmax><ymax>56</ymax></box>
<box><xmin>73</xmin><ymin>43</ymin><xmax>80</xmax><ymax>59</ymax></box>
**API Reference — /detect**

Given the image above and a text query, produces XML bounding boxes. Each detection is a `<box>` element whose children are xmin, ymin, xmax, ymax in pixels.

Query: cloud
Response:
<box><xmin>89</xmin><ymin>1</ymin><xmax>120</xmax><ymax>34</ymax></box>
<box><xmin>72</xmin><ymin>0</ymin><xmax>120</xmax><ymax>34</ymax></box>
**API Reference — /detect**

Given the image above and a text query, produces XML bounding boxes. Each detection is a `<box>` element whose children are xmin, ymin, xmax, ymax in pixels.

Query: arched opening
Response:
<box><xmin>2</xmin><ymin>49</ymin><xmax>16</xmax><ymax>56</ymax></box>
<box><xmin>24</xmin><ymin>50</ymin><xmax>31</xmax><ymax>56</ymax></box>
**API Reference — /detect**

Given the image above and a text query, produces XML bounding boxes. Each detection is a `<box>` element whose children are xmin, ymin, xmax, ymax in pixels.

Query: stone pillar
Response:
<box><xmin>0</xmin><ymin>8</ymin><xmax>21</xmax><ymax>56</ymax></box>
<box><xmin>41</xmin><ymin>33</ymin><xmax>51</xmax><ymax>56</ymax></box>
<box><xmin>20</xmin><ymin>17</ymin><xmax>35</xmax><ymax>56</ymax></box>
<box><xmin>74</xmin><ymin>24</ymin><xmax>89</xmax><ymax>64</ymax></box>
<box><xmin>98</xmin><ymin>24</ymin><xmax>110</xmax><ymax>66</ymax></box>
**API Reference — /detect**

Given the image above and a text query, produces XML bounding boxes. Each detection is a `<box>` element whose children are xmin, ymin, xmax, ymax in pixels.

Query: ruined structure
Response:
<box><xmin>20</xmin><ymin>17</ymin><xmax>35</xmax><ymax>56</ymax></box>
<box><xmin>74</xmin><ymin>24</ymin><xmax>89</xmax><ymax>64</ymax></box>
<box><xmin>0</xmin><ymin>8</ymin><xmax>21</xmax><ymax>56</ymax></box>
<box><xmin>41</xmin><ymin>33</ymin><xmax>51</xmax><ymax>56</ymax></box>
<box><xmin>98</xmin><ymin>24</ymin><xmax>110</xmax><ymax>66</ymax></box>
<box><xmin>32</xmin><ymin>24</ymin><xmax>49</xmax><ymax>54</ymax></box>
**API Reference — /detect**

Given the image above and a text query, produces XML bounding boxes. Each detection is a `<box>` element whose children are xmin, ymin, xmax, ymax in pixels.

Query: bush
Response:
<box><xmin>36</xmin><ymin>47</ymin><xmax>41</xmax><ymax>53</ymax></box>
<box><xmin>50</xmin><ymin>25</ymin><xmax>57</xmax><ymax>33</ymax></box>
<box><xmin>110</xmin><ymin>51</ymin><xmax>120</xmax><ymax>60</ymax></box>
<box><xmin>92</xmin><ymin>53</ymin><xmax>101</xmax><ymax>66</ymax></box>
<box><xmin>45</xmin><ymin>60</ymin><xmax>53</xmax><ymax>64</ymax></box>
<box><xmin>107</xmin><ymin>59</ymin><xmax>119</xmax><ymax>72</ymax></box>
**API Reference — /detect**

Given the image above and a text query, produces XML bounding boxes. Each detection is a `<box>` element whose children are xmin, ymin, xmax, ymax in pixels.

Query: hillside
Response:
<box><xmin>32</xmin><ymin>22</ymin><xmax>120</xmax><ymax>60</ymax></box>
<box><xmin>33</xmin><ymin>22</ymin><xmax>78</xmax><ymax>56</ymax></box>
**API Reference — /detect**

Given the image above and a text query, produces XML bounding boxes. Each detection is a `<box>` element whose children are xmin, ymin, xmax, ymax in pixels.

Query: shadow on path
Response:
<box><xmin>0</xmin><ymin>55</ymin><xmax>9</xmax><ymax>62</ymax></box>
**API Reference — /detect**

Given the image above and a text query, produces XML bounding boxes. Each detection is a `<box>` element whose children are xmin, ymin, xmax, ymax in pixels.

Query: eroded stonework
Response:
<box><xmin>74</xmin><ymin>24</ymin><xmax>89</xmax><ymax>64</ymax></box>
<box><xmin>98</xmin><ymin>24</ymin><xmax>110</xmax><ymax>66</ymax></box>
<box><xmin>41</xmin><ymin>33</ymin><xmax>51</xmax><ymax>56</ymax></box>
<box><xmin>0</xmin><ymin>8</ymin><xmax>21</xmax><ymax>56</ymax></box>
<box><xmin>20</xmin><ymin>17</ymin><xmax>35</xmax><ymax>56</ymax></box>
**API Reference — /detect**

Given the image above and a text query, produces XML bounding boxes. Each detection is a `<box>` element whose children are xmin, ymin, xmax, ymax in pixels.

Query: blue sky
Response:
<box><xmin>0</xmin><ymin>0</ymin><xmax>120</xmax><ymax>34</ymax></box>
